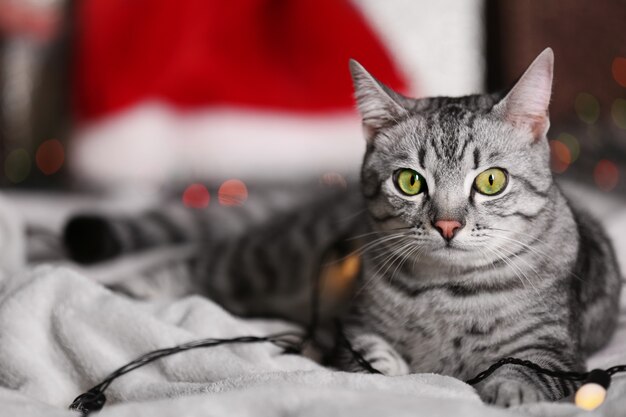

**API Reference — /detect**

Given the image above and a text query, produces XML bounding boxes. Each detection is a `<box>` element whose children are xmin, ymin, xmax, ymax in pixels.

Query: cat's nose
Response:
<box><xmin>434</xmin><ymin>220</ymin><xmax>463</xmax><ymax>241</ymax></box>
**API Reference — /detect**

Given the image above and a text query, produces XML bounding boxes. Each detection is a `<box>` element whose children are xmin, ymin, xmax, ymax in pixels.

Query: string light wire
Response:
<box><xmin>68</xmin><ymin>250</ymin><xmax>626</xmax><ymax>415</ymax></box>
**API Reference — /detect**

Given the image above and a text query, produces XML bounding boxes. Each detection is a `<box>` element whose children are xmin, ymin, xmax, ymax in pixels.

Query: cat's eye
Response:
<box><xmin>394</xmin><ymin>169</ymin><xmax>427</xmax><ymax>196</ymax></box>
<box><xmin>474</xmin><ymin>168</ymin><xmax>508</xmax><ymax>196</ymax></box>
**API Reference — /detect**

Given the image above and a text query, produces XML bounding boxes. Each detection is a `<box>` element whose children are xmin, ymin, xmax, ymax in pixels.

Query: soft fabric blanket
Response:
<box><xmin>1</xmin><ymin>184</ymin><xmax>626</xmax><ymax>416</ymax></box>
<box><xmin>0</xmin><ymin>264</ymin><xmax>625</xmax><ymax>417</ymax></box>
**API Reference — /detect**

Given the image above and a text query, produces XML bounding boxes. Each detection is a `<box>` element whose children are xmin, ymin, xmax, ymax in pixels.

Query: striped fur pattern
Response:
<box><xmin>61</xmin><ymin>49</ymin><xmax>622</xmax><ymax>407</ymax></box>
<box><xmin>339</xmin><ymin>49</ymin><xmax>622</xmax><ymax>406</ymax></box>
<box><xmin>64</xmin><ymin>183</ymin><xmax>369</xmax><ymax>323</ymax></box>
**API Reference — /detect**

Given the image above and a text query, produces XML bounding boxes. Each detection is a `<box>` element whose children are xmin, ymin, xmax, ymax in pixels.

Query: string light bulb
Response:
<box><xmin>575</xmin><ymin>369</ymin><xmax>611</xmax><ymax>411</ymax></box>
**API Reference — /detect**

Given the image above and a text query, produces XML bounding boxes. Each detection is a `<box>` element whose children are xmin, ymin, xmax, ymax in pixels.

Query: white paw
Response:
<box><xmin>353</xmin><ymin>334</ymin><xmax>410</xmax><ymax>376</ymax></box>
<box><xmin>479</xmin><ymin>378</ymin><xmax>545</xmax><ymax>407</ymax></box>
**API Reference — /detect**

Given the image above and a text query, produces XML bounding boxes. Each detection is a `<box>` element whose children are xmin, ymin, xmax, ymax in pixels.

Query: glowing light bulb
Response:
<box><xmin>218</xmin><ymin>179</ymin><xmax>248</xmax><ymax>207</ymax></box>
<box><xmin>593</xmin><ymin>160</ymin><xmax>619</xmax><ymax>192</ymax></box>
<box><xmin>575</xmin><ymin>383</ymin><xmax>606</xmax><ymax>411</ymax></box>
<box><xmin>574</xmin><ymin>93</ymin><xmax>600</xmax><ymax>124</ymax></box>
<box><xmin>575</xmin><ymin>369</ymin><xmax>610</xmax><ymax>411</ymax></box>
<box><xmin>557</xmin><ymin>133</ymin><xmax>580</xmax><ymax>163</ymax></box>
<box><xmin>182</xmin><ymin>184</ymin><xmax>210</xmax><ymax>208</ymax></box>
<box><xmin>612</xmin><ymin>57</ymin><xmax>626</xmax><ymax>88</ymax></box>
<box><xmin>36</xmin><ymin>139</ymin><xmax>65</xmax><ymax>175</ymax></box>
<box><xmin>549</xmin><ymin>140</ymin><xmax>571</xmax><ymax>173</ymax></box>
<box><xmin>612</xmin><ymin>98</ymin><xmax>626</xmax><ymax>129</ymax></box>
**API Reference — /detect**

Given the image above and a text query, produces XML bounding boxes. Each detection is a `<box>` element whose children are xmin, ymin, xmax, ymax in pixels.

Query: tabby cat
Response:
<box><xmin>63</xmin><ymin>48</ymin><xmax>621</xmax><ymax>406</ymax></box>
<box><xmin>339</xmin><ymin>48</ymin><xmax>621</xmax><ymax>406</ymax></box>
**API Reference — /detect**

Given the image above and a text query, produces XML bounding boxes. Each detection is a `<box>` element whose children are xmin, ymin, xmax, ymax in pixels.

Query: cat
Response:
<box><xmin>62</xmin><ymin>48</ymin><xmax>621</xmax><ymax>407</ymax></box>
<box><xmin>63</xmin><ymin>182</ymin><xmax>369</xmax><ymax>322</ymax></box>
<box><xmin>336</xmin><ymin>48</ymin><xmax>621</xmax><ymax>406</ymax></box>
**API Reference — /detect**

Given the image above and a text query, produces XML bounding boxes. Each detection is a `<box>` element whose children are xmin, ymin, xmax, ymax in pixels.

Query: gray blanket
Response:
<box><xmin>1</xmin><ymin>188</ymin><xmax>625</xmax><ymax>416</ymax></box>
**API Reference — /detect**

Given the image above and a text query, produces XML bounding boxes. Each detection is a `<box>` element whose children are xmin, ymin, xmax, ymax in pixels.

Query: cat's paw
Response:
<box><xmin>364</xmin><ymin>346</ymin><xmax>410</xmax><ymax>376</ymax></box>
<box><xmin>479</xmin><ymin>378</ymin><xmax>545</xmax><ymax>407</ymax></box>
<box><xmin>352</xmin><ymin>334</ymin><xmax>410</xmax><ymax>376</ymax></box>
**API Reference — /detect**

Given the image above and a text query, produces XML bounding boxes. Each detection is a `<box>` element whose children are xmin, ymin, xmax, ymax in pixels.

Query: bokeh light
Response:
<box><xmin>549</xmin><ymin>140</ymin><xmax>571</xmax><ymax>173</ymax></box>
<box><xmin>556</xmin><ymin>133</ymin><xmax>580</xmax><ymax>163</ymax></box>
<box><xmin>35</xmin><ymin>139</ymin><xmax>65</xmax><ymax>175</ymax></box>
<box><xmin>321</xmin><ymin>254</ymin><xmax>360</xmax><ymax>298</ymax></box>
<box><xmin>612</xmin><ymin>98</ymin><xmax>626</xmax><ymax>129</ymax></box>
<box><xmin>574</xmin><ymin>93</ymin><xmax>600</xmax><ymax>124</ymax></box>
<box><xmin>593</xmin><ymin>160</ymin><xmax>619</xmax><ymax>192</ymax></box>
<box><xmin>182</xmin><ymin>183</ymin><xmax>210</xmax><ymax>208</ymax></box>
<box><xmin>612</xmin><ymin>57</ymin><xmax>626</xmax><ymax>88</ymax></box>
<box><xmin>320</xmin><ymin>172</ymin><xmax>348</xmax><ymax>189</ymax></box>
<box><xmin>218</xmin><ymin>179</ymin><xmax>248</xmax><ymax>206</ymax></box>
<box><xmin>4</xmin><ymin>148</ymin><xmax>31</xmax><ymax>183</ymax></box>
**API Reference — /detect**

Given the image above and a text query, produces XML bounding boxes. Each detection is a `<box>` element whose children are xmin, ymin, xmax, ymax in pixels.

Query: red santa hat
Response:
<box><xmin>73</xmin><ymin>0</ymin><xmax>407</xmax><ymax>121</ymax></box>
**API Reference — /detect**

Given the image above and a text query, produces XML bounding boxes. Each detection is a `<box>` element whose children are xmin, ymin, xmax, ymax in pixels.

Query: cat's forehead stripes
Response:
<box><xmin>399</xmin><ymin>94</ymin><xmax>502</xmax><ymax>173</ymax></box>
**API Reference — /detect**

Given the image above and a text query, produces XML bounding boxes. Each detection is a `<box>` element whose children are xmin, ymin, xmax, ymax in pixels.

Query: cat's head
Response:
<box><xmin>352</xmin><ymin>49</ymin><xmax>556</xmax><ymax>269</ymax></box>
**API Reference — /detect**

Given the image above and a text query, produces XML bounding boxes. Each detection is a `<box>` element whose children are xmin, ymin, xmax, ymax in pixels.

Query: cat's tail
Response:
<box><xmin>62</xmin><ymin>183</ymin><xmax>365</xmax><ymax>265</ymax></box>
<box><xmin>63</xmin><ymin>205</ymin><xmax>205</xmax><ymax>264</ymax></box>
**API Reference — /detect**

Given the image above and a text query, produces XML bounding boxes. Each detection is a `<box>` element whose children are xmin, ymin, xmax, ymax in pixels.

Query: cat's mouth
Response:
<box><xmin>436</xmin><ymin>241</ymin><xmax>471</xmax><ymax>253</ymax></box>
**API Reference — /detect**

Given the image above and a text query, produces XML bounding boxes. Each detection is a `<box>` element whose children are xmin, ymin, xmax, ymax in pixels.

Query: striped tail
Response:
<box><xmin>62</xmin><ymin>184</ymin><xmax>369</xmax><ymax>325</ymax></box>
<box><xmin>63</xmin><ymin>205</ymin><xmax>204</xmax><ymax>264</ymax></box>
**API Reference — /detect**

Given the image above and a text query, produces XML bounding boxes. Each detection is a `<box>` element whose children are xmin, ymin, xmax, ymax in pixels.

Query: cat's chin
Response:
<box><xmin>427</xmin><ymin>245</ymin><xmax>494</xmax><ymax>269</ymax></box>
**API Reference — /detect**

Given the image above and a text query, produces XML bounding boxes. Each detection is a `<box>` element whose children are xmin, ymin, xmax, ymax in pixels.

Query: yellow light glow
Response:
<box><xmin>321</xmin><ymin>254</ymin><xmax>361</xmax><ymax>297</ymax></box>
<box><xmin>575</xmin><ymin>383</ymin><xmax>606</xmax><ymax>411</ymax></box>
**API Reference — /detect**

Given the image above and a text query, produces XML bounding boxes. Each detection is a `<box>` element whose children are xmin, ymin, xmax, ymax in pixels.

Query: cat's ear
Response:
<box><xmin>493</xmin><ymin>48</ymin><xmax>554</xmax><ymax>140</ymax></box>
<box><xmin>350</xmin><ymin>59</ymin><xmax>409</xmax><ymax>141</ymax></box>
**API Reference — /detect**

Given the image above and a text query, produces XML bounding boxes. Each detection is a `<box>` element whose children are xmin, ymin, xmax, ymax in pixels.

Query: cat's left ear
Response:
<box><xmin>493</xmin><ymin>48</ymin><xmax>554</xmax><ymax>140</ymax></box>
<box><xmin>350</xmin><ymin>59</ymin><xmax>409</xmax><ymax>141</ymax></box>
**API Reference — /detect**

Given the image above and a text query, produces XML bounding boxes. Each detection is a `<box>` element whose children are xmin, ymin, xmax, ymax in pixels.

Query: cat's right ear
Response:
<box><xmin>350</xmin><ymin>60</ymin><xmax>408</xmax><ymax>141</ymax></box>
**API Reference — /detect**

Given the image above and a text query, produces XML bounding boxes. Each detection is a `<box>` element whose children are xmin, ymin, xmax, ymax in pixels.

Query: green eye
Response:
<box><xmin>394</xmin><ymin>169</ymin><xmax>426</xmax><ymax>196</ymax></box>
<box><xmin>474</xmin><ymin>168</ymin><xmax>508</xmax><ymax>196</ymax></box>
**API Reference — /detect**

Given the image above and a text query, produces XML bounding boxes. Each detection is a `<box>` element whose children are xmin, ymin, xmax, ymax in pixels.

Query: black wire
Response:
<box><xmin>334</xmin><ymin>319</ymin><xmax>382</xmax><ymax>375</ymax></box>
<box><xmin>463</xmin><ymin>359</ymin><xmax>626</xmax><ymax>387</ymax></box>
<box><xmin>69</xmin><ymin>332</ymin><xmax>303</xmax><ymax>416</ymax></box>
<box><xmin>606</xmin><ymin>364</ymin><xmax>626</xmax><ymax>376</ymax></box>
<box><xmin>464</xmin><ymin>357</ymin><xmax>589</xmax><ymax>386</ymax></box>
<box><xmin>69</xmin><ymin>315</ymin><xmax>626</xmax><ymax>416</ymax></box>
<box><xmin>68</xmin><ymin>240</ymin><xmax>626</xmax><ymax>415</ymax></box>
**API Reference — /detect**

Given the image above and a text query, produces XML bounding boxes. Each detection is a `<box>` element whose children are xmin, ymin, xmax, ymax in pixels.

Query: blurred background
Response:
<box><xmin>0</xmin><ymin>0</ymin><xmax>624</xmax><ymax>221</ymax></box>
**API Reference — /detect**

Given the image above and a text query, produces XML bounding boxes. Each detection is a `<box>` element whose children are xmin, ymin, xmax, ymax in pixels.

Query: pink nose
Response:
<box><xmin>434</xmin><ymin>220</ymin><xmax>463</xmax><ymax>240</ymax></box>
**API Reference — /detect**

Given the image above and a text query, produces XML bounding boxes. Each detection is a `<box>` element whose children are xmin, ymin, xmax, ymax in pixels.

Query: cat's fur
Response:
<box><xmin>62</xmin><ymin>49</ymin><xmax>621</xmax><ymax>406</ymax></box>
<box><xmin>338</xmin><ymin>48</ymin><xmax>621</xmax><ymax>406</ymax></box>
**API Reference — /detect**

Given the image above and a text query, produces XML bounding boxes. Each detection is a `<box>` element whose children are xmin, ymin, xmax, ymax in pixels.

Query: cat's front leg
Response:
<box><xmin>343</xmin><ymin>331</ymin><xmax>410</xmax><ymax>376</ymax></box>
<box><xmin>476</xmin><ymin>351</ymin><xmax>581</xmax><ymax>407</ymax></box>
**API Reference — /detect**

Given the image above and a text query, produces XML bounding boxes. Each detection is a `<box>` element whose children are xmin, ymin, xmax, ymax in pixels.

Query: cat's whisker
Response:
<box><xmin>410</xmin><ymin>243</ymin><xmax>428</xmax><ymax>275</ymax></box>
<box><xmin>368</xmin><ymin>242</ymin><xmax>409</xmax><ymax>262</ymax></box>
<box><xmin>353</xmin><ymin>239</ymin><xmax>413</xmax><ymax>296</ymax></box>
<box><xmin>368</xmin><ymin>238</ymin><xmax>418</xmax><ymax>287</ymax></box>
<box><xmin>489</xmin><ymin>241</ymin><xmax>540</xmax><ymax>293</ymax></box>
<box><xmin>487</xmin><ymin>241</ymin><xmax>558</xmax><ymax>313</ymax></box>
<box><xmin>372</xmin><ymin>240</ymin><xmax>415</xmax><ymax>281</ymax></box>
<box><xmin>488</xmin><ymin>227</ymin><xmax>554</xmax><ymax>249</ymax></box>
<box><xmin>345</xmin><ymin>227</ymin><xmax>413</xmax><ymax>241</ymax></box>
<box><xmin>483</xmin><ymin>245</ymin><xmax>529</xmax><ymax>292</ymax></box>
<box><xmin>366</xmin><ymin>236</ymin><xmax>418</xmax><ymax>263</ymax></box>
<box><xmin>386</xmin><ymin>241</ymin><xmax>421</xmax><ymax>286</ymax></box>
<box><xmin>325</xmin><ymin>233</ymin><xmax>410</xmax><ymax>266</ymax></box>
<box><xmin>337</xmin><ymin>208</ymin><xmax>368</xmax><ymax>223</ymax></box>
<box><xmin>390</xmin><ymin>243</ymin><xmax>424</xmax><ymax>286</ymax></box>
<box><xmin>485</xmin><ymin>231</ymin><xmax>586</xmax><ymax>283</ymax></box>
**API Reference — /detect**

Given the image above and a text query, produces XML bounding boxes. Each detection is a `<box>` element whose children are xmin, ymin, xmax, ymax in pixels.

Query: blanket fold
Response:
<box><xmin>1</xmin><ymin>264</ymin><xmax>625</xmax><ymax>416</ymax></box>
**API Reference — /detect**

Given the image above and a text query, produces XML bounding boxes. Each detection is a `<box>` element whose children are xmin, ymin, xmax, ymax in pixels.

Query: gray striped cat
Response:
<box><xmin>62</xmin><ymin>48</ymin><xmax>621</xmax><ymax>407</ymax></box>
<box><xmin>339</xmin><ymin>48</ymin><xmax>621</xmax><ymax>406</ymax></box>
